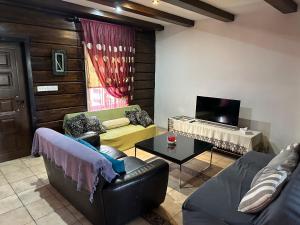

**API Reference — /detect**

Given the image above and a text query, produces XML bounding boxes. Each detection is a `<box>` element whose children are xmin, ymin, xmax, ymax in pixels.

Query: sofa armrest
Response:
<box><xmin>111</xmin><ymin>159</ymin><xmax>169</xmax><ymax>188</ymax></box>
<box><xmin>77</xmin><ymin>131</ymin><xmax>100</xmax><ymax>147</ymax></box>
<box><xmin>102</xmin><ymin>159</ymin><xmax>169</xmax><ymax>224</ymax></box>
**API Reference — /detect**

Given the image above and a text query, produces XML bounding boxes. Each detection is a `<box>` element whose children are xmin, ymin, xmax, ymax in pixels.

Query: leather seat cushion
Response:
<box><xmin>122</xmin><ymin>156</ymin><xmax>146</xmax><ymax>174</ymax></box>
<box><xmin>98</xmin><ymin>145</ymin><xmax>127</xmax><ymax>160</ymax></box>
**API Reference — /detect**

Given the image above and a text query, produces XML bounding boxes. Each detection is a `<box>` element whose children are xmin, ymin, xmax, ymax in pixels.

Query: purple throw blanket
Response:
<box><xmin>31</xmin><ymin>128</ymin><xmax>118</xmax><ymax>202</ymax></box>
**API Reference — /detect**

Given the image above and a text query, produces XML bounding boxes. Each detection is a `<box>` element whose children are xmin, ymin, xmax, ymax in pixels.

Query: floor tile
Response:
<box><xmin>168</xmin><ymin>189</ymin><xmax>188</xmax><ymax>205</ymax></box>
<box><xmin>35</xmin><ymin>208</ymin><xmax>76</xmax><ymax>225</ymax></box>
<box><xmin>11</xmin><ymin>176</ymin><xmax>45</xmax><ymax>194</ymax></box>
<box><xmin>0</xmin><ymin>159</ymin><xmax>25</xmax><ymax>168</ymax></box>
<box><xmin>29</xmin><ymin>164</ymin><xmax>47</xmax><ymax>176</ymax></box>
<box><xmin>153</xmin><ymin>194</ymin><xmax>181</xmax><ymax>221</ymax></box>
<box><xmin>35</xmin><ymin>173</ymin><xmax>49</xmax><ymax>185</ymax></box>
<box><xmin>4</xmin><ymin>168</ymin><xmax>35</xmax><ymax>183</ymax></box>
<box><xmin>0</xmin><ymin>175</ymin><xmax>8</xmax><ymax>187</ymax></box>
<box><xmin>170</xmin><ymin>212</ymin><xmax>183</xmax><ymax>225</ymax></box>
<box><xmin>22</xmin><ymin>157</ymin><xmax>44</xmax><ymax>168</ymax></box>
<box><xmin>0</xmin><ymin>183</ymin><xmax>15</xmax><ymax>200</ymax></box>
<box><xmin>0</xmin><ymin>207</ymin><xmax>34</xmax><ymax>225</ymax></box>
<box><xmin>18</xmin><ymin>186</ymin><xmax>52</xmax><ymax>205</ymax></box>
<box><xmin>0</xmin><ymin>161</ymin><xmax>28</xmax><ymax>175</ymax></box>
<box><xmin>0</xmin><ymin>194</ymin><xmax>23</xmax><ymax>214</ymax></box>
<box><xmin>25</xmin><ymin>195</ymin><xmax>64</xmax><ymax>220</ymax></box>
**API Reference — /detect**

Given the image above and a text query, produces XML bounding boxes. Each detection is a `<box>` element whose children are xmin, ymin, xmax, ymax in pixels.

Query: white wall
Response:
<box><xmin>155</xmin><ymin>7</ymin><xmax>300</xmax><ymax>153</ymax></box>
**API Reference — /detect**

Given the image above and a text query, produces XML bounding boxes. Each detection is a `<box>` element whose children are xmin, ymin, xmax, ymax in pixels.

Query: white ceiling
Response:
<box><xmin>63</xmin><ymin>0</ymin><xmax>298</xmax><ymax>26</ymax></box>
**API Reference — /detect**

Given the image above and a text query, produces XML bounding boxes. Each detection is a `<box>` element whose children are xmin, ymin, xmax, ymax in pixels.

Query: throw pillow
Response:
<box><xmin>102</xmin><ymin>117</ymin><xmax>130</xmax><ymax>130</ymax></box>
<box><xmin>136</xmin><ymin>110</ymin><xmax>153</xmax><ymax>127</ymax></box>
<box><xmin>125</xmin><ymin>109</ymin><xmax>140</xmax><ymax>125</ymax></box>
<box><xmin>86</xmin><ymin>116</ymin><xmax>106</xmax><ymax>134</ymax></box>
<box><xmin>64</xmin><ymin>114</ymin><xmax>87</xmax><ymax>137</ymax></box>
<box><xmin>238</xmin><ymin>168</ymin><xmax>288</xmax><ymax>213</ymax></box>
<box><xmin>251</xmin><ymin>143</ymin><xmax>300</xmax><ymax>187</ymax></box>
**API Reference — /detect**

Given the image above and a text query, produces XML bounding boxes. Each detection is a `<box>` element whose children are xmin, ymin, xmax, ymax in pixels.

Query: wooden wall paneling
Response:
<box><xmin>36</xmin><ymin>106</ymin><xmax>87</xmax><ymax>123</ymax></box>
<box><xmin>134</xmin><ymin>72</ymin><xmax>155</xmax><ymax>81</ymax></box>
<box><xmin>131</xmin><ymin>99</ymin><xmax>154</xmax><ymax>108</ymax></box>
<box><xmin>31</xmin><ymin>57</ymin><xmax>83</xmax><ymax>71</ymax></box>
<box><xmin>134</xmin><ymin>30</ymin><xmax>155</xmax><ymax>118</ymax></box>
<box><xmin>32</xmin><ymin>71</ymin><xmax>84</xmax><ymax>83</ymax></box>
<box><xmin>30</xmin><ymin>43</ymin><xmax>83</xmax><ymax>58</ymax></box>
<box><xmin>0</xmin><ymin>4</ymin><xmax>78</xmax><ymax>31</ymax></box>
<box><xmin>134</xmin><ymin>80</ymin><xmax>155</xmax><ymax>90</ymax></box>
<box><xmin>0</xmin><ymin>22</ymin><xmax>80</xmax><ymax>46</ymax></box>
<box><xmin>133</xmin><ymin>89</ymin><xmax>155</xmax><ymax>100</ymax></box>
<box><xmin>36</xmin><ymin>120</ymin><xmax>64</xmax><ymax>133</ymax></box>
<box><xmin>35</xmin><ymin>93</ymin><xmax>86</xmax><ymax>111</ymax></box>
<box><xmin>135</xmin><ymin>52</ymin><xmax>155</xmax><ymax>63</ymax></box>
<box><xmin>135</xmin><ymin>63</ymin><xmax>155</xmax><ymax>73</ymax></box>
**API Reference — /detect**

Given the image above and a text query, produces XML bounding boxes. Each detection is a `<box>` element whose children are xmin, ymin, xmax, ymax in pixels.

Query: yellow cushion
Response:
<box><xmin>100</xmin><ymin>124</ymin><xmax>156</xmax><ymax>151</ymax></box>
<box><xmin>102</xmin><ymin>118</ymin><xmax>130</xmax><ymax>130</ymax></box>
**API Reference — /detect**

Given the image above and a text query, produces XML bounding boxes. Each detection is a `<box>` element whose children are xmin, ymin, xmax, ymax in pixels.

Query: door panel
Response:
<box><xmin>0</xmin><ymin>42</ymin><xmax>31</xmax><ymax>162</ymax></box>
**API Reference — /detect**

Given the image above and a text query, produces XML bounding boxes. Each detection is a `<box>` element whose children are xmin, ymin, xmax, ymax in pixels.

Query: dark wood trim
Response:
<box><xmin>0</xmin><ymin>36</ymin><xmax>37</xmax><ymax>131</ymax></box>
<box><xmin>89</xmin><ymin>0</ymin><xmax>194</xmax><ymax>27</ymax></box>
<box><xmin>161</xmin><ymin>0</ymin><xmax>234</xmax><ymax>22</ymax></box>
<box><xmin>264</xmin><ymin>0</ymin><xmax>298</xmax><ymax>13</ymax></box>
<box><xmin>0</xmin><ymin>0</ymin><xmax>164</xmax><ymax>31</ymax></box>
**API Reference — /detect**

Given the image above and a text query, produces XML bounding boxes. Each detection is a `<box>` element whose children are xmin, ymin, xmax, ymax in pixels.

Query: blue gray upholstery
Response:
<box><xmin>183</xmin><ymin>151</ymin><xmax>275</xmax><ymax>225</ymax></box>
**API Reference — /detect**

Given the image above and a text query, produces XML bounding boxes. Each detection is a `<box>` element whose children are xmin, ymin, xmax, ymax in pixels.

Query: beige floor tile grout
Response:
<box><xmin>7</xmin><ymin>175</ymin><xmax>38</xmax><ymax>224</ymax></box>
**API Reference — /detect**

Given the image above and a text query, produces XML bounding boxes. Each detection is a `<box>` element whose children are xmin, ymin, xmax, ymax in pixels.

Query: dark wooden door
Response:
<box><xmin>0</xmin><ymin>42</ymin><xmax>31</xmax><ymax>162</ymax></box>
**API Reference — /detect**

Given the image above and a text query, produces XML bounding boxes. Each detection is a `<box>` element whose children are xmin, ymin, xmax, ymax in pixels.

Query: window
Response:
<box><xmin>87</xmin><ymin>87</ymin><xmax>128</xmax><ymax>112</ymax></box>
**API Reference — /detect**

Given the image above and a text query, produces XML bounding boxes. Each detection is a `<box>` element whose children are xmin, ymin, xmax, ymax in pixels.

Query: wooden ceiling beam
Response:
<box><xmin>264</xmin><ymin>0</ymin><xmax>298</xmax><ymax>13</ymax></box>
<box><xmin>89</xmin><ymin>0</ymin><xmax>194</xmax><ymax>27</ymax></box>
<box><xmin>161</xmin><ymin>0</ymin><xmax>235</xmax><ymax>22</ymax></box>
<box><xmin>0</xmin><ymin>0</ymin><xmax>164</xmax><ymax>31</ymax></box>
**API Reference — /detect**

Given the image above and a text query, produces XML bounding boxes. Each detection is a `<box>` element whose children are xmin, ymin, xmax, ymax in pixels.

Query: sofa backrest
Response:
<box><xmin>254</xmin><ymin>162</ymin><xmax>300</xmax><ymax>225</ymax></box>
<box><xmin>63</xmin><ymin>105</ymin><xmax>141</xmax><ymax>128</ymax></box>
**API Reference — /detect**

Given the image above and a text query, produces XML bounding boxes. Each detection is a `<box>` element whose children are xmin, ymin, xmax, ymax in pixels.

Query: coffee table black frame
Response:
<box><xmin>135</xmin><ymin>133</ymin><xmax>214</xmax><ymax>188</ymax></box>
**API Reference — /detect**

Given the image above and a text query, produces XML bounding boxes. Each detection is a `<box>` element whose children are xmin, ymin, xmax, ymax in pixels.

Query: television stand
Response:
<box><xmin>168</xmin><ymin>116</ymin><xmax>263</xmax><ymax>155</ymax></box>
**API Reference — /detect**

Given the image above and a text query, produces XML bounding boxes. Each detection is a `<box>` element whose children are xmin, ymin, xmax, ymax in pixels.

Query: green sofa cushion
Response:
<box><xmin>100</xmin><ymin>124</ymin><xmax>156</xmax><ymax>151</ymax></box>
<box><xmin>63</xmin><ymin>105</ymin><xmax>156</xmax><ymax>151</ymax></box>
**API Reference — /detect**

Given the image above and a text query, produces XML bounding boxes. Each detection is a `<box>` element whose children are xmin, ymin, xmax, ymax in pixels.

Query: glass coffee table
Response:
<box><xmin>135</xmin><ymin>133</ymin><xmax>214</xmax><ymax>188</ymax></box>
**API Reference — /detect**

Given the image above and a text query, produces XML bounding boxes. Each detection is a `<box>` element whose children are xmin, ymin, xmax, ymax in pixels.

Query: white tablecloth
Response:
<box><xmin>169</xmin><ymin>118</ymin><xmax>263</xmax><ymax>155</ymax></box>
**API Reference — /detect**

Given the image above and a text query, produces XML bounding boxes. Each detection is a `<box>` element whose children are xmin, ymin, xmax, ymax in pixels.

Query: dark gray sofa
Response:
<box><xmin>182</xmin><ymin>151</ymin><xmax>300</xmax><ymax>225</ymax></box>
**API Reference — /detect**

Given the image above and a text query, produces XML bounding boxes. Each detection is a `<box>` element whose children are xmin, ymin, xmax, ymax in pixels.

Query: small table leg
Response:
<box><xmin>209</xmin><ymin>147</ymin><xmax>214</xmax><ymax>166</ymax></box>
<box><xmin>179</xmin><ymin>164</ymin><xmax>182</xmax><ymax>189</ymax></box>
<box><xmin>134</xmin><ymin>147</ymin><xmax>136</xmax><ymax>157</ymax></box>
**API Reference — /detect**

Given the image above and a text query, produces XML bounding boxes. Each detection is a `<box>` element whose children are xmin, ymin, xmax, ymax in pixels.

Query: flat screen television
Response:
<box><xmin>195</xmin><ymin>96</ymin><xmax>240</xmax><ymax>127</ymax></box>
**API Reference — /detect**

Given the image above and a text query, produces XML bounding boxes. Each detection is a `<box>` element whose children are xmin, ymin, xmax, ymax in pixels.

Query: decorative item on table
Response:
<box><xmin>167</xmin><ymin>133</ymin><xmax>176</xmax><ymax>146</ymax></box>
<box><xmin>240</xmin><ymin>127</ymin><xmax>252</xmax><ymax>135</ymax></box>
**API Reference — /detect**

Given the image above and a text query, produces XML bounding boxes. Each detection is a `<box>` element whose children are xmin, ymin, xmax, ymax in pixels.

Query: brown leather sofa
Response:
<box><xmin>43</xmin><ymin>132</ymin><xmax>169</xmax><ymax>225</ymax></box>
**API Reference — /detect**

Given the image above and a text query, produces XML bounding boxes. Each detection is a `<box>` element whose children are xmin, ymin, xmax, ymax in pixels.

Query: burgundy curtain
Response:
<box><xmin>81</xmin><ymin>19</ymin><xmax>135</xmax><ymax>99</ymax></box>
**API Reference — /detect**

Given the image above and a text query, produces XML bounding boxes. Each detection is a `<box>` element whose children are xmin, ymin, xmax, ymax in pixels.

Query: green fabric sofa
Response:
<box><xmin>63</xmin><ymin>105</ymin><xmax>156</xmax><ymax>151</ymax></box>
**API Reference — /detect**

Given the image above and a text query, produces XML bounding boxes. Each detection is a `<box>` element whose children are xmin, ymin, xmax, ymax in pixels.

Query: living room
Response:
<box><xmin>0</xmin><ymin>0</ymin><xmax>299</xmax><ymax>225</ymax></box>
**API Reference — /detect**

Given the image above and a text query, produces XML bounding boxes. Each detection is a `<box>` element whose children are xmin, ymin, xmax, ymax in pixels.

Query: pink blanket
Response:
<box><xmin>31</xmin><ymin>128</ymin><xmax>117</xmax><ymax>202</ymax></box>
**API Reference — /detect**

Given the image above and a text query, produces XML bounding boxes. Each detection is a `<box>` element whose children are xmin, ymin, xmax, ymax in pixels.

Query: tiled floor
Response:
<box><xmin>0</xmin><ymin>144</ymin><xmax>235</xmax><ymax>225</ymax></box>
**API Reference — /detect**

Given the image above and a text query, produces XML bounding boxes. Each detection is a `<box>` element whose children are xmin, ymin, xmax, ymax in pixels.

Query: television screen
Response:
<box><xmin>195</xmin><ymin>96</ymin><xmax>240</xmax><ymax>127</ymax></box>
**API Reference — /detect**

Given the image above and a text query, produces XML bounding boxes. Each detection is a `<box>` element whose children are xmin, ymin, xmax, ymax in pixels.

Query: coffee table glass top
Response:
<box><xmin>135</xmin><ymin>133</ymin><xmax>214</xmax><ymax>164</ymax></box>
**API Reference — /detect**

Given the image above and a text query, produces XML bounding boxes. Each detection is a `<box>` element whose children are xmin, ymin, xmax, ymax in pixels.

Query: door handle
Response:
<box><xmin>15</xmin><ymin>96</ymin><xmax>25</xmax><ymax>112</ymax></box>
